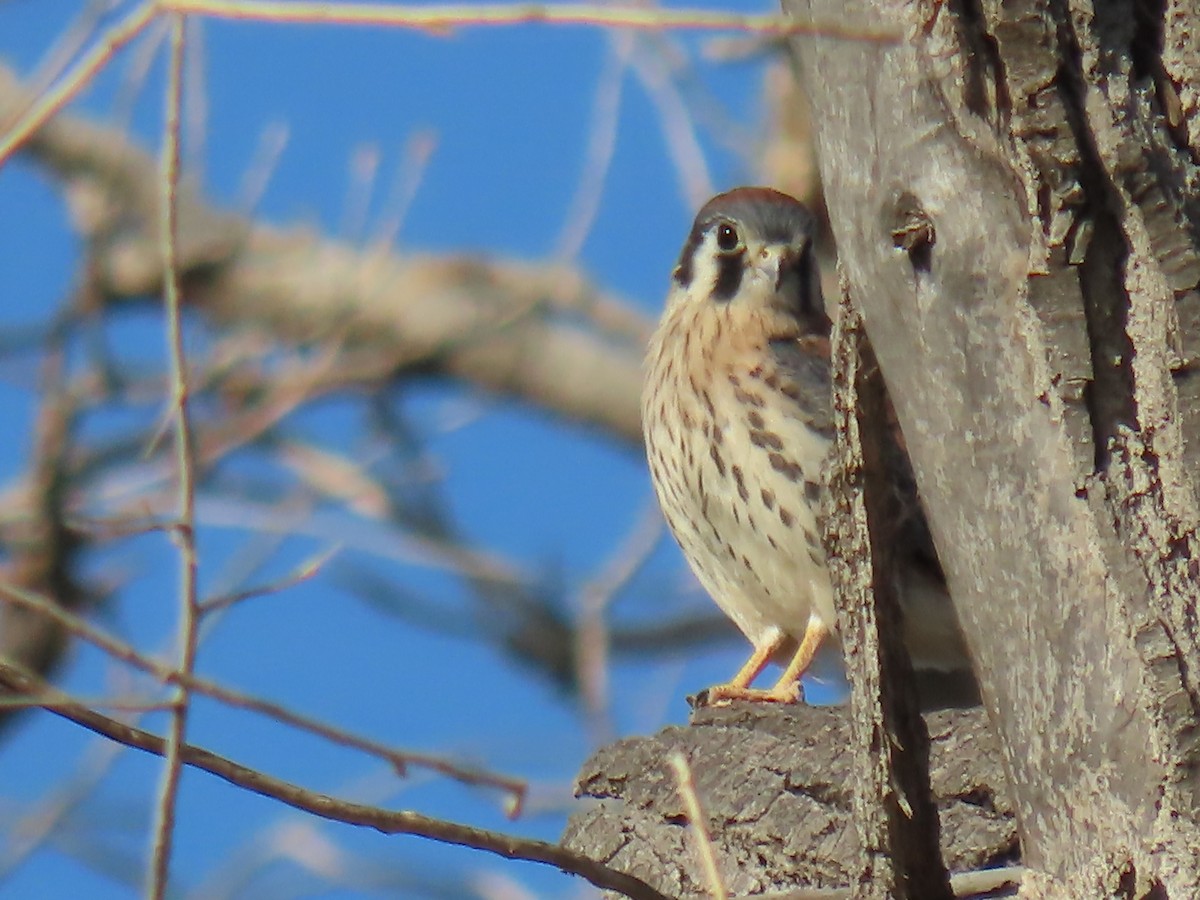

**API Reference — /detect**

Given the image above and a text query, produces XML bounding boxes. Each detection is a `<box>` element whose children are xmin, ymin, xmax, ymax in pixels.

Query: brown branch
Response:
<box><xmin>147</xmin><ymin>19</ymin><xmax>197</xmax><ymax>897</ymax></box>
<box><xmin>0</xmin><ymin>581</ymin><xmax>528</xmax><ymax>804</ymax></box>
<box><xmin>0</xmin><ymin>346</ymin><xmax>87</xmax><ymax>732</ymax></box>
<box><xmin>823</xmin><ymin>284</ymin><xmax>950</xmax><ymax>899</ymax></box>
<box><xmin>564</xmin><ymin>702</ymin><xmax>1020</xmax><ymax>898</ymax></box>
<box><xmin>162</xmin><ymin>0</ymin><xmax>902</xmax><ymax>43</ymax></box>
<box><xmin>0</xmin><ymin>660</ymin><xmax>671</xmax><ymax>900</ymax></box>
<box><xmin>0</xmin><ymin>59</ymin><xmax>651</xmax><ymax>446</ymax></box>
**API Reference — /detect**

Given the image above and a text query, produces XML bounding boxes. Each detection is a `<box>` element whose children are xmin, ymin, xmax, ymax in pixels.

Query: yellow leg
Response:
<box><xmin>726</xmin><ymin>634</ymin><xmax>782</xmax><ymax>689</ymax></box>
<box><xmin>698</xmin><ymin>620</ymin><xmax>828</xmax><ymax>706</ymax></box>
<box><xmin>764</xmin><ymin>617</ymin><xmax>829</xmax><ymax>700</ymax></box>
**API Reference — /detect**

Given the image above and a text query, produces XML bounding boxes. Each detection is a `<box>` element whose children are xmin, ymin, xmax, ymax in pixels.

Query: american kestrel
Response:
<box><xmin>642</xmin><ymin>187</ymin><xmax>969</xmax><ymax>704</ymax></box>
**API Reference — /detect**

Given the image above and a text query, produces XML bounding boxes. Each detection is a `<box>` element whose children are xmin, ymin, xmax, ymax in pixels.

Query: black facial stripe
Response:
<box><xmin>673</xmin><ymin>227</ymin><xmax>704</xmax><ymax>287</ymax></box>
<box><xmin>711</xmin><ymin>252</ymin><xmax>744</xmax><ymax>302</ymax></box>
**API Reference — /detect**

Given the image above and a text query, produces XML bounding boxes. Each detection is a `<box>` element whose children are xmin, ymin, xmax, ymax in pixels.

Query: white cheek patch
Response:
<box><xmin>691</xmin><ymin>234</ymin><xmax>726</xmax><ymax>288</ymax></box>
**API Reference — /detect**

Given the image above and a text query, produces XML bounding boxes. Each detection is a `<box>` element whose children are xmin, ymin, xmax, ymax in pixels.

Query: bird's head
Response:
<box><xmin>668</xmin><ymin>187</ymin><xmax>829</xmax><ymax>338</ymax></box>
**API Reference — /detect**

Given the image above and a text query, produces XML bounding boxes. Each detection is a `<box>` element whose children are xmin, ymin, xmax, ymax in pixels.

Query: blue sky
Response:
<box><xmin>0</xmin><ymin>3</ymin><xmax>837</xmax><ymax>897</ymax></box>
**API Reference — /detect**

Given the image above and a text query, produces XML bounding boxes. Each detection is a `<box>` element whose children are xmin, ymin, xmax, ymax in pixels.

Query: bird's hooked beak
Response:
<box><xmin>748</xmin><ymin>241</ymin><xmax>811</xmax><ymax>293</ymax></box>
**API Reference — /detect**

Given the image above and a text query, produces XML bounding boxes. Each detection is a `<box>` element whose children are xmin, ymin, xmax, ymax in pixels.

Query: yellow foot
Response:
<box><xmin>690</xmin><ymin>680</ymin><xmax>804</xmax><ymax>708</ymax></box>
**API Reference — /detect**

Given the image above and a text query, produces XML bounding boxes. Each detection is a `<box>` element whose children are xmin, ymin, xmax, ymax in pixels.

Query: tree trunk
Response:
<box><xmin>564</xmin><ymin>1</ymin><xmax>1200</xmax><ymax>896</ymax></box>
<box><xmin>791</xmin><ymin>0</ymin><xmax>1200</xmax><ymax>892</ymax></box>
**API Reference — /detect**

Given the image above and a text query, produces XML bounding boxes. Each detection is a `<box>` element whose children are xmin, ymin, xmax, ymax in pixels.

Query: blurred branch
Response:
<box><xmin>189</xmin><ymin>817</ymin><xmax>496</xmax><ymax>900</ymax></box>
<box><xmin>611</xmin><ymin>610</ymin><xmax>737</xmax><ymax>654</ymax></box>
<box><xmin>162</xmin><ymin>0</ymin><xmax>900</xmax><ymax>43</ymax></box>
<box><xmin>555</xmin><ymin>32</ymin><xmax>634</xmax><ymax>261</ymax></box>
<box><xmin>0</xmin><ymin>343</ymin><xmax>88</xmax><ymax>732</ymax></box>
<box><xmin>147</xmin><ymin>20</ymin><xmax>196</xmax><ymax>897</ymax></box>
<box><xmin>0</xmin><ymin>58</ymin><xmax>651</xmax><ymax>446</ymax></box>
<box><xmin>0</xmin><ymin>4</ymin><xmax>155</xmax><ymax>165</ymax></box>
<box><xmin>198</xmin><ymin>543</ymin><xmax>338</xmax><ymax>616</ymax></box>
<box><xmin>0</xmin><ymin>581</ymin><xmax>529</xmax><ymax>805</ymax></box>
<box><xmin>574</xmin><ymin>504</ymin><xmax>663</xmax><ymax>735</ymax></box>
<box><xmin>668</xmin><ymin>751</ymin><xmax>727</xmax><ymax>900</ymax></box>
<box><xmin>0</xmin><ymin>52</ymin><xmax>772</xmax><ymax>714</ymax></box>
<box><xmin>0</xmin><ymin>660</ymin><xmax>672</xmax><ymax>900</ymax></box>
<box><xmin>0</xmin><ymin>47</ymin><xmax>684</xmax><ymax>717</ymax></box>
<box><xmin>0</xmin><ymin>711</ymin><xmax>137</xmax><ymax>881</ymax></box>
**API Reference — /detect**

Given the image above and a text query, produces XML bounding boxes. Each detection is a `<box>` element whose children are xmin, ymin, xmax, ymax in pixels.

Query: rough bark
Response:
<box><xmin>562</xmin><ymin>703</ymin><xmax>1018</xmax><ymax>898</ymax></box>
<box><xmin>822</xmin><ymin>290</ymin><xmax>951</xmax><ymax>899</ymax></box>
<box><xmin>565</xmin><ymin>1</ymin><xmax>1199</xmax><ymax>896</ymax></box>
<box><xmin>787</xmin><ymin>0</ymin><xmax>1200</xmax><ymax>894</ymax></box>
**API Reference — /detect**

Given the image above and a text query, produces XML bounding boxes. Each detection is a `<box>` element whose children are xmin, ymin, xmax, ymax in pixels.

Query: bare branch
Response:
<box><xmin>0</xmin><ymin>660</ymin><xmax>672</xmax><ymax>900</ymax></box>
<box><xmin>160</xmin><ymin>0</ymin><xmax>901</xmax><ymax>43</ymax></box>
<box><xmin>0</xmin><ymin>59</ymin><xmax>651</xmax><ymax>445</ymax></box>
<box><xmin>147</xmin><ymin>19</ymin><xmax>198</xmax><ymax>897</ymax></box>
<box><xmin>668</xmin><ymin>751</ymin><xmax>728</xmax><ymax>900</ymax></box>
<box><xmin>0</xmin><ymin>581</ymin><xmax>528</xmax><ymax>803</ymax></box>
<box><xmin>0</xmin><ymin>347</ymin><xmax>86</xmax><ymax>732</ymax></box>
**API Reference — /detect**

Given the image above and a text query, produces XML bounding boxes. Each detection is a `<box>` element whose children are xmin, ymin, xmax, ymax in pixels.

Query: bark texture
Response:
<box><xmin>788</xmin><ymin>0</ymin><xmax>1200</xmax><ymax>894</ymax></box>
<box><xmin>562</xmin><ymin>703</ymin><xmax>1018</xmax><ymax>898</ymax></box>
<box><xmin>820</xmin><ymin>290</ymin><xmax>953</xmax><ymax>899</ymax></box>
<box><xmin>565</xmin><ymin>1</ymin><xmax>1199</xmax><ymax>896</ymax></box>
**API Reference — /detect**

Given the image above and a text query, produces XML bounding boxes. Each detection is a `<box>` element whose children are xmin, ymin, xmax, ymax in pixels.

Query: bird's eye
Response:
<box><xmin>715</xmin><ymin>222</ymin><xmax>742</xmax><ymax>254</ymax></box>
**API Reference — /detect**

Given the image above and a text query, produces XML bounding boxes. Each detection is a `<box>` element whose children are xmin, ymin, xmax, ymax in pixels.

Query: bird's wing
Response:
<box><xmin>767</xmin><ymin>335</ymin><xmax>835</xmax><ymax>439</ymax></box>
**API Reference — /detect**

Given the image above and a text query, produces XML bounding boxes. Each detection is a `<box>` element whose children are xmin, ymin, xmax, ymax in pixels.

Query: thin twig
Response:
<box><xmin>0</xmin><ymin>710</ymin><xmax>135</xmax><ymax>880</ymax></box>
<box><xmin>236</xmin><ymin>120</ymin><xmax>289</xmax><ymax>214</ymax></box>
<box><xmin>0</xmin><ymin>695</ymin><xmax>176</xmax><ymax>712</ymax></box>
<box><xmin>0</xmin><ymin>582</ymin><xmax>527</xmax><ymax>803</ymax></box>
<box><xmin>555</xmin><ymin>32</ymin><xmax>634</xmax><ymax>260</ymax></box>
<box><xmin>87</xmin><ymin>486</ymin><xmax>528</xmax><ymax>589</ymax></box>
<box><xmin>0</xmin><ymin>661</ymin><xmax>671</xmax><ymax>900</ymax></box>
<box><xmin>198</xmin><ymin>543</ymin><xmax>341</xmax><ymax>615</ymax></box>
<box><xmin>159</xmin><ymin>0</ymin><xmax>902</xmax><ymax>44</ymax></box>
<box><xmin>147</xmin><ymin>15</ymin><xmax>197</xmax><ymax>900</ymax></box>
<box><xmin>112</xmin><ymin>15</ymin><xmax>169</xmax><ymax>140</ymax></box>
<box><xmin>20</xmin><ymin>0</ymin><xmax>115</xmax><ymax>108</ymax></box>
<box><xmin>373</xmin><ymin>129</ymin><xmax>437</xmax><ymax>248</ymax></box>
<box><xmin>0</xmin><ymin>2</ymin><xmax>157</xmax><ymax>166</ymax></box>
<box><xmin>630</xmin><ymin>37</ymin><xmax>713</xmax><ymax>210</ymax></box>
<box><xmin>341</xmin><ymin>142</ymin><xmax>381</xmax><ymax>242</ymax></box>
<box><xmin>575</xmin><ymin>503</ymin><xmax>664</xmax><ymax>738</ymax></box>
<box><xmin>655</xmin><ymin>30</ymin><xmax>756</xmax><ymax>163</ymax></box>
<box><xmin>182</xmin><ymin>15</ymin><xmax>209</xmax><ymax>182</ymax></box>
<box><xmin>667</xmin><ymin>751</ymin><xmax>727</xmax><ymax>900</ymax></box>
<box><xmin>195</xmin><ymin>521</ymin><xmax>291</xmax><ymax>628</ymax></box>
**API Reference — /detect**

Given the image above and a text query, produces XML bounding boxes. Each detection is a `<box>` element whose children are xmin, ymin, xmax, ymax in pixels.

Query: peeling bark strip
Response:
<box><xmin>823</xmin><ymin>287</ymin><xmax>951</xmax><ymax>899</ymax></box>
<box><xmin>789</xmin><ymin>0</ymin><xmax>1200</xmax><ymax>894</ymax></box>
